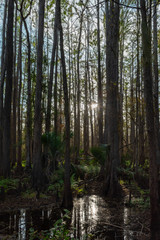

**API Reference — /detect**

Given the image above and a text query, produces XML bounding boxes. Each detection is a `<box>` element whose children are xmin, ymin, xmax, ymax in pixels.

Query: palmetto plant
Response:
<box><xmin>41</xmin><ymin>132</ymin><xmax>64</xmax><ymax>159</ymax></box>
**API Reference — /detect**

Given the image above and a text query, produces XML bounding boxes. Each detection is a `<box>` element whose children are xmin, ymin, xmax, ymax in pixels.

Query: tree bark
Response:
<box><xmin>140</xmin><ymin>0</ymin><xmax>160</xmax><ymax>230</ymax></box>
<box><xmin>46</xmin><ymin>0</ymin><xmax>58</xmax><ymax>133</ymax></box>
<box><xmin>76</xmin><ymin>9</ymin><xmax>83</xmax><ymax>162</ymax></box>
<box><xmin>32</xmin><ymin>0</ymin><xmax>45</xmax><ymax>189</ymax></box>
<box><xmin>17</xmin><ymin>17</ymin><xmax>22</xmax><ymax>169</ymax></box>
<box><xmin>0</xmin><ymin>0</ymin><xmax>8</xmax><ymax>175</ymax></box>
<box><xmin>104</xmin><ymin>0</ymin><xmax>120</xmax><ymax>196</ymax></box>
<box><xmin>58</xmin><ymin>0</ymin><xmax>73</xmax><ymax>208</ymax></box>
<box><xmin>23</xmin><ymin>17</ymin><xmax>32</xmax><ymax>169</ymax></box>
<box><xmin>2</xmin><ymin>0</ymin><xmax>14</xmax><ymax>177</ymax></box>
<box><xmin>130</xmin><ymin>46</ymin><xmax>135</xmax><ymax>165</ymax></box>
<box><xmin>54</xmin><ymin>45</ymin><xmax>58</xmax><ymax>136</ymax></box>
<box><xmin>97</xmin><ymin>0</ymin><xmax>103</xmax><ymax>145</ymax></box>
<box><xmin>11</xmin><ymin>8</ymin><xmax>17</xmax><ymax>167</ymax></box>
<box><xmin>83</xmin><ymin>14</ymin><xmax>89</xmax><ymax>155</ymax></box>
<box><xmin>153</xmin><ymin>0</ymin><xmax>160</xmax><ymax>165</ymax></box>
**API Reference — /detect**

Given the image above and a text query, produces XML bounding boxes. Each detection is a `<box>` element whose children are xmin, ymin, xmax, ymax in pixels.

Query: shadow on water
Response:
<box><xmin>0</xmin><ymin>195</ymin><xmax>150</xmax><ymax>239</ymax></box>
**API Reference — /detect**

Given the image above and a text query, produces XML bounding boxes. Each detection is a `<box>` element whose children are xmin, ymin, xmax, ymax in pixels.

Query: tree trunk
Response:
<box><xmin>32</xmin><ymin>0</ymin><xmax>45</xmax><ymax>189</ymax></box>
<box><xmin>54</xmin><ymin>45</ymin><xmax>58</xmax><ymax>136</ymax></box>
<box><xmin>58</xmin><ymin>0</ymin><xmax>73</xmax><ymax>209</ymax></box>
<box><xmin>21</xmin><ymin>16</ymin><xmax>32</xmax><ymax>169</ymax></box>
<box><xmin>119</xmin><ymin>32</ymin><xmax>124</xmax><ymax>159</ymax></box>
<box><xmin>88</xmin><ymin>67</ymin><xmax>94</xmax><ymax>148</ymax></box>
<box><xmin>2</xmin><ymin>0</ymin><xmax>14</xmax><ymax>177</ymax></box>
<box><xmin>76</xmin><ymin>10</ymin><xmax>83</xmax><ymax>162</ymax></box>
<box><xmin>140</xmin><ymin>0</ymin><xmax>160</xmax><ymax>230</ymax></box>
<box><xmin>104</xmin><ymin>0</ymin><xmax>120</xmax><ymax>196</ymax></box>
<box><xmin>153</xmin><ymin>0</ymin><xmax>160</xmax><ymax>164</ymax></box>
<box><xmin>46</xmin><ymin>0</ymin><xmax>58</xmax><ymax>133</ymax></box>
<box><xmin>97</xmin><ymin>0</ymin><xmax>103</xmax><ymax>145</ymax></box>
<box><xmin>11</xmin><ymin>8</ymin><xmax>17</xmax><ymax>167</ymax></box>
<box><xmin>0</xmin><ymin>0</ymin><xmax>8</xmax><ymax>175</ymax></box>
<box><xmin>17</xmin><ymin>17</ymin><xmax>22</xmax><ymax>169</ymax></box>
<box><xmin>130</xmin><ymin>47</ymin><xmax>135</xmax><ymax>165</ymax></box>
<box><xmin>83</xmin><ymin>14</ymin><xmax>89</xmax><ymax>155</ymax></box>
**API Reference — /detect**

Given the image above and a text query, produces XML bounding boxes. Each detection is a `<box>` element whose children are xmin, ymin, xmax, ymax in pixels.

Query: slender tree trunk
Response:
<box><xmin>76</xmin><ymin>11</ymin><xmax>83</xmax><ymax>162</ymax></box>
<box><xmin>83</xmin><ymin>15</ymin><xmax>89</xmax><ymax>155</ymax></box>
<box><xmin>0</xmin><ymin>0</ymin><xmax>8</xmax><ymax>174</ymax></box>
<box><xmin>2</xmin><ymin>0</ymin><xmax>14</xmax><ymax>177</ymax></box>
<box><xmin>68</xmin><ymin>19</ymin><xmax>71</xmax><ymax>111</ymax></box>
<box><xmin>33</xmin><ymin>0</ymin><xmax>45</xmax><ymax>189</ymax></box>
<box><xmin>17</xmin><ymin>18</ymin><xmax>22</xmax><ymax>169</ymax></box>
<box><xmin>130</xmin><ymin>47</ymin><xmax>135</xmax><ymax>165</ymax></box>
<box><xmin>125</xmin><ymin>87</ymin><xmax>128</xmax><ymax>149</ymax></box>
<box><xmin>58</xmin><ymin>0</ymin><xmax>73</xmax><ymax>208</ymax></box>
<box><xmin>97</xmin><ymin>0</ymin><xmax>103</xmax><ymax>145</ymax></box>
<box><xmin>58</xmin><ymin>68</ymin><xmax>63</xmax><ymax>135</ymax></box>
<box><xmin>21</xmin><ymin>17</ymin><xmax>32</xmax><ymax>169</ymax></box>
<box><xmin>89</xmin><ymin>72</ymin><xmax>94</xmax><ymax>148</ymax></box>
<box><xmin>46</xmin><ymin>0</ymin><xmax>58</xmax><ymax>133</ymax></box>
<box><xmin>54</xmin><ymin>45</ymin><xmax>58</xmax><ymax>136</ymax></box>
<box><xmin>119</xmin><ymin>33</ymin><xmax>124</xmax><ymax>159</ymax></box>
<box><xmin>136</xmin><ymin>1</ymin><xmax>141</xmax><ymax>166</ymax></box>
<box><xmin>11</xmin><ymin>8</ymin><xmax>17</xmax><ymax>167</ymax></box>
<box><xmin>73</xmin><ymin>56</ymin><xmax>77</xmax><ymax>154</ymax></box>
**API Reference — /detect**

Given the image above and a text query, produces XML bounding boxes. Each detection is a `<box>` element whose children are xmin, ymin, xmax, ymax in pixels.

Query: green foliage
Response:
<box><xmin>22</xmin><ymin>190</ymin><xmax>49</xmax><ymax>199</ymax></box>
<box><xmin>50</xmin><ymin>168</ymin><xmax>64</xmax><ymax>183</ymax></box>
<box><xmin>72</xmin><ymin>164</ymin><xmax>100</xmax><ymax>181</ymax></box>
<box><xmin>140</xmin><ymin>159</ymin><xmax>149</xmax><ymax>172</ymax></box>
<box><xmin>132</xmin><ymin>182</ymin><xmax>149</xmax><ymax>197</ymax></box>
<box><xmin>0</xmin><ymin>178</ymin><xmax>19</xmax><ymax>192</ymax></box>
<box><xmin>70</xmin><ymin>173</ymin><xmax>86</xmax><ymax>196</ymax></box>
<box><xmin>80</xmin><ymin>165</ymin><xmax>100</xmax><ymax>178</ymax></box>
<box><xmin>121</xmin><ymin>152</ymin><xmax>132</xmax><ymax>168</ymax></box>
<box><xmin>118</xmin><ymin>166</ymin><xmax>134</xmax><ymax>180</ymax></box>
<box><xmin>41</xmin><ymin>132</ymin><xmax>64</xmax><ymax>158</ymax></box>
<box><xmin>47</xmin><ymin>168</ymin><xmax>64</xmax><ymax>195</ymax></box>
<box><xmin>130</xmin><ymin>196</ymin><xmax>150</xmax><ymax>209</ymax></box>
<box><xmin>22</xmin><ymin>191</ymin><xmax>36</xmax><ymax>199</ymax></box>
<box><xmin>29</xmin><ymin>209</ymin><xmax>76</xmax><ymax>240</ymax></box>
<box><xmin>91</xmin><ymin>144</ymin><xmax>110</xmax><ymax>166</ymax></box>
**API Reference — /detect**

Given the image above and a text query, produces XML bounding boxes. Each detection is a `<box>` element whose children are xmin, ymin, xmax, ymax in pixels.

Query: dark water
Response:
<box><xmin>71</xmin><ymin>195</ymin><xmax>135</xmax><ymax>240</ymax></box>
<box><xmin>0</xmin><ymin>205</ymin><xmax>59</xmax><ymax>240</ymax></box>
<box><xmin>0</xmin><ymin>195</ymin><xmax>151</xmax><ymax>240</ymax></box>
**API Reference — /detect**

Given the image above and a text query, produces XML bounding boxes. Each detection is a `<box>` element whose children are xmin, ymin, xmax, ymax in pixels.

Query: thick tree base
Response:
<box><xmin>150</xmin><ymin>208</ymin><xmax>160</xmax><ymax>229</ymax></box>
<box><xmin>61</xmin><ymin>190</ymin><xmax>73</xmax><ymax>210</ymax></box>
<box><xmin>103</xmin><ymin>176</ymin><xmax>121</xmax><ymax>197</ymax></box>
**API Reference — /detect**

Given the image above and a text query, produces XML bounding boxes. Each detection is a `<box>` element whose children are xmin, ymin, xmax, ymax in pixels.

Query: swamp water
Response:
<box><xmin>0</xmin><ymin>195</ymin><xmax>147</xmax><ymax>240</ymax></box>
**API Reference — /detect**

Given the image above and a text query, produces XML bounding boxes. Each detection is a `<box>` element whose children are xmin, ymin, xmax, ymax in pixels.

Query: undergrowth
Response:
<box><xmin>29</xmin><ymin>209</ymin><xmax>75</xmax><ymax>240</ymax></box>
<box><xmin>0</xmin><ymin>178</ymin><xmax>19</xmax><ymax>192</ymax></box>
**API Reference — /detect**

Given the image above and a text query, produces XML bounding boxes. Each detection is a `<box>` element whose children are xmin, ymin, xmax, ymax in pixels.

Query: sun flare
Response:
<box><xmin>91</xmin><ymin>103</ymin><xmax>98</xmax><ymax>109</ymax></box>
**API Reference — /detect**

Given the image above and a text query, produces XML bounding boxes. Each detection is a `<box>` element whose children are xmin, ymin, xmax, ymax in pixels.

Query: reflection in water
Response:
<box><xmin>123</xmin><ymin>207</ymin><xmax>134</xmax><ymax>240</ymax></box>
<box><xmin>0</xmin><ymin>206</ymin><xmax>58</xmax><ymax>240</ymax></box>
<box><xmin>0</xmin><ymin>195</ymin><xmax>149</xmax><ymax>240</ymax></box>
<box><xmin>71</xmin><ymin>195</ymin><xmax>111</xmax><ymax>239</ymax></box>
<box><xmin>72</xmin><ymin>195</ymin><xmax>137</xmax><ymax>240</ymax></box>
<box><xmin>18</xmin><ymin>209</ymin><xmax>26</xmax><ymax>240</ymax></box>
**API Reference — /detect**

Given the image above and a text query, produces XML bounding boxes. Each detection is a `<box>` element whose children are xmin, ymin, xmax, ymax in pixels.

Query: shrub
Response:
<box><xmin>29</xmin><ymin>209</ymin><xmax>76</xmax><ymax>240</ymax></box>
<box><xmin>0</xmin><ymin>178</ymin><xmax>19</xmax><ymax>192</ymax></box>
<box><xmin>91</xmin><ymin>144</ymin><xmax>110</xmax><ymax>166</ymax></box>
